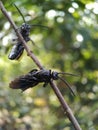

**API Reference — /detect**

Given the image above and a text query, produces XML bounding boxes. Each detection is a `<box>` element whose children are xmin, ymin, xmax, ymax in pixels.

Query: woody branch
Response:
<box><xmin>0</xmin><ymin>1</ymin><xmax>82</xmax><ymax>130</ymax></box>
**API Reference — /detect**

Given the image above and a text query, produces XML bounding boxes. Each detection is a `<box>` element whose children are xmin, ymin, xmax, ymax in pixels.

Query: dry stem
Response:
<box><xmin>0</xmin><ymin>1</ymin><xmax>82</xmax><ymax>130</ymax></box>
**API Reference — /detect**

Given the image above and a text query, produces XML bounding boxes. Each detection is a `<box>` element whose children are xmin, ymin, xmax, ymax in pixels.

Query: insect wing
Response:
<box><xmin>58</xmin><ymin>76</ymin><xmax>75</xmax><ymax>96</ymax></box>
<box><xmin>9</xmin><ymin>72</ymin><xmax>39</xmax><ymax>91</ymax></box>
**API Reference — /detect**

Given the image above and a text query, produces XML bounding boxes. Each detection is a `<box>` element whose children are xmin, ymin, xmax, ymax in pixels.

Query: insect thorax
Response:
<box><xmin>20</xmin><ymin>23</ymin><xmax>31</xmax><ymax>36</ymax></box>
<box><xmin>35</xmin><ymin>70</ymin><xmax>59</xmax><ymax>81</ymax></box>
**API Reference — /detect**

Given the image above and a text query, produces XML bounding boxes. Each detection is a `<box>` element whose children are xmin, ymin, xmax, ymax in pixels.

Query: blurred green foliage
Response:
<box><xmin>0</xmin><ymin>0</ymin><xmax>98</xmax><ymax>130</ymax></box>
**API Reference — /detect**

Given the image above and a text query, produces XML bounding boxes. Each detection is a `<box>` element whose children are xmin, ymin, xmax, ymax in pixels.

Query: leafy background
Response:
<box><xmin>0</xmin><ymin>0</ymin><xmax>98</xmax><ymax>130</ymax></box>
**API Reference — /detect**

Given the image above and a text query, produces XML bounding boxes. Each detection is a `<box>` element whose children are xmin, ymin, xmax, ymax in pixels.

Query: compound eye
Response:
<box><xmin>21</xmin><ymin>23</ymin><xmax>26</xmax><ymax>29</ymax></box>
<box><xmin>27</xmin><ymin>25</ymin><xmax>31</xmax><ymax>29</ymax></box>
<box><xmin>21</xmin><ymin>26</ymin><xmax>24</xmax><ymax>29</ymax></box>
<box><xmin>52</xmin><ymin>72</ymin><xmax>58</xmax><ymax>80</ymax></box>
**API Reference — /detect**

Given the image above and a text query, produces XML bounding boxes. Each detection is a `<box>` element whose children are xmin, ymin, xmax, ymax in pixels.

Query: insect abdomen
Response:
<box><xmin>8</xmin><ymin>43</ymin><xmax>24</xmax><ymax>60</ymax></box>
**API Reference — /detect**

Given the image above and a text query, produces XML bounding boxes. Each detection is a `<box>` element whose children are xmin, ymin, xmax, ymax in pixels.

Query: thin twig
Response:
<box><xmin>50</xmin><ymin>81</ymin><xmax>82</xmax><ymax>130</ymax></box>
<box><xmin>0</xmin><ymin>1</ymin><xmax>82</xmax><ymax>130</ymax></box>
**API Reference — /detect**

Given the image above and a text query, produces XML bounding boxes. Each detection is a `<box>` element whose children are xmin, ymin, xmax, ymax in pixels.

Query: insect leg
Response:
<box><xmin>12</xmin><ymin>38</ymin><xmax>18</xmax><ymax>42</ymax></box>
<box><xmin>29</xmin><ymin>38</ymin><xmax>39</xmax><ymax>48</ymax></box>
<box><xmin>43</xmin><ymin>82</ymin><xmax>48</xmax><ymax>87</ymax></box>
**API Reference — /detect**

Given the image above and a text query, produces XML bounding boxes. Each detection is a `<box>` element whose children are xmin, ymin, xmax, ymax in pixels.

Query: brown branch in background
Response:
<box><xmin>0</xmin><ymin>1</ymin><xmax>82</xmax><ymax>130</ymax></box>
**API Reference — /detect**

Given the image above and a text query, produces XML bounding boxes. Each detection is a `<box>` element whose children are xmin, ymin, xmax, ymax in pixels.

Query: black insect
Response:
<box><xmin>9</xmin><ymin>69</ymin><xmax>78</xmax><ymax>96</ymax></box>
<box><xmin>8</xmin><ymin>4</ymin><xmax>48</xmax><ymax>60</ymax></box>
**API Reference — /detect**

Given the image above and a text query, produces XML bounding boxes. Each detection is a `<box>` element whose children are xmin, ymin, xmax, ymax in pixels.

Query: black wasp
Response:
<box><xmin>8</xmin><ymin>4</ymin><xmax>48</xmax><ymax>60</ymax></box>
<box><xmin>9</xmin><ymin>69</ymin><xmax>78</xmax><ymax>96</ymax></box>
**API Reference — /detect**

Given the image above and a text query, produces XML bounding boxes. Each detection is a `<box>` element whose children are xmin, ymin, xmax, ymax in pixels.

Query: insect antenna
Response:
<box><xmin>13</xmin><ymin>3</ymin><xmax>26</xmax><ymax>23</ymax></box>
<box><xmin>58</xmin><ymin>72</ymin><xmax>79</xmax><ymax>77</ymax></box>
<box><xmin>31</xmin><ymin>24</ymin><xmax>49</xmax><ymax>29</ymax></box>
<box><xmin>13</xmin><ymin>3</ymin><xmax>49</xmax><ymax>29</ymax></box>
<box><xmin>58</xmin><ymin>76</ymin><xmax>75</xmax><ymax>96</ymax></box>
